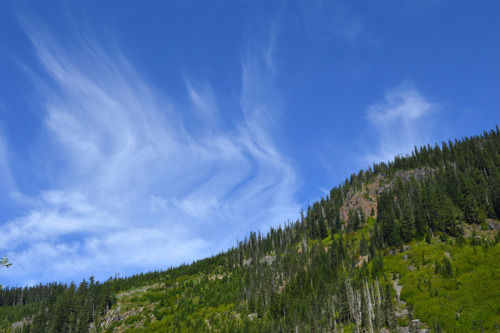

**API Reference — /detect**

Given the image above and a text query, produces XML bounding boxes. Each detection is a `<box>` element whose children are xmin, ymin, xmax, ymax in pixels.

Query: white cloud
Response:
<box><xmin>0</xmin><ymin>25</ymin><xmax>300</xmax><ymax>286</ymax></box>
<box><xmin>363</xmin><ymin>82</ymin><xmax>438</xmax><ymax>164</ymax></box>
<box><xmin>313</xmin><ymin>82</ymin><xmax>440</xmax><ymax>198</ymax></box>
<box><xmin>0</xmin><ymin>132</ymin><xmax>15</xmax><ymax>195</ymax></box>
<box><xmin>185</xmin><ymin>80</ymin><xmax>218</xmax><ymax>121</ymax></box>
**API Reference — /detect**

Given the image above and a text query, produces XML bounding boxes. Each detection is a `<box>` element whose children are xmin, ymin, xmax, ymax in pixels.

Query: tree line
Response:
<box><xmin>1</xmin><ymin>125</ymin><xmax>499</xmax><ymax>332</ymax></box>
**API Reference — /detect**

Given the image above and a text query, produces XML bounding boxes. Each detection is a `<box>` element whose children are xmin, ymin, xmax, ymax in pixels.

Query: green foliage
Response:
<box><xmin>440</xmin><ymin>256</ymin><xmax>453</xmax><ymax>278</ymax></box>
<box><xmin>371</xmin><ymin>251</ymin><xmax>384</xmax><ymax>279</ymax></box>
<box><xmin>384</xmin><ymin>239</ymin><xmax>500</xmax><ymax>332</ymax></box>
<box><xmin>359</xmin><ymin>234</ymin><xmax>369</xmax><ymax>256</ymax></box>
<box><xmin>2</xmin><ymin>126</ymin><xmax>500</xmax><ymax>332</ymax></box>
<box><xmin>124</xmin><ymin>314</ymin><xmax>142</xmax><ymax>325</ymax></box>
<box><xmin>425</xmin><ymin>230</ymin><xmax>432</xmax><ymax>244</ymax></box>
<box><xmin>384</xmin><ymin>284</ymin><xmax>396</xmax><ymax>329</ymax></box>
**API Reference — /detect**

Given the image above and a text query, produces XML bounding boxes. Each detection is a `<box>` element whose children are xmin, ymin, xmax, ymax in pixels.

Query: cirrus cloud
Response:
<box><xmin>363</xmin><ymin>82</ymin><xmax>439</xmax><ymax>164</ymax></box>
<box><xmin>0</xmin><ymin>22</ymin><xmax>300</xmax><ymax>286</ymax></box>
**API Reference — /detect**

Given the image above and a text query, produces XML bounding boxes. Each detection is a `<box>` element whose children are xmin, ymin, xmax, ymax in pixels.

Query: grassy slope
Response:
<box><xmin>105</xmin><ymin>272</ymin><xmax>241</xmax><ymax>332</ymax></box>
<box><xmin>3</xmin><ymin>220</ymin><xmax>498</xmax><ymax>332</ymax></box>
<box><xmin>105</xmin><ymin>227</ymin><xmax>499</xmax><ymax>332</ymax></box>
<box><xmin>383</xmin><ymin>236</ymin><xmax>500</xmax><ymax>332</ymax></box>
<box><xmin>2</xmin><ymin>233</ymin><xmax>497</xmax><ymax>332</ymax></box>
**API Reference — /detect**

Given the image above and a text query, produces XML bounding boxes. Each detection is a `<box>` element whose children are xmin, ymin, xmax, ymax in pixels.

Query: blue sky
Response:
<box><xmin>1</xmin><ymin>1</ymin><xmax>499</xmax><ymax>286</ymax></box>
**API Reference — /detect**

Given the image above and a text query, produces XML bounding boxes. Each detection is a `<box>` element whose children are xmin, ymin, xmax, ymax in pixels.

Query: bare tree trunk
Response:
<box><xmin>346</xmin><ymin>279</ymin><xmax>361</xmax><ymax>332</ymax></box>
<box><xmin>365</xmin><ymin>280</ymin><xmax>375</xmax><ymax>333</ymax></box>
<box><xmin>375</xmin><ymin>280</ymin><xmax>382</xmax><ymax>305</ymax></box>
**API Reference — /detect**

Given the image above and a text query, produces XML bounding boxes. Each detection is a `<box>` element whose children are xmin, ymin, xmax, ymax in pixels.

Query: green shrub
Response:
<box><xmin>124</xmin><ymin>314</ymin><xmax>142</xmax><ymax>325</ymax></box>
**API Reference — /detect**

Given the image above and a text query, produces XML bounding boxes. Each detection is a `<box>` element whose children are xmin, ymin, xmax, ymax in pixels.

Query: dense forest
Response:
<box><xmin>1</xmin><ymin>126</ymin><xmax>500</xmax><ymax>332</ymax></box>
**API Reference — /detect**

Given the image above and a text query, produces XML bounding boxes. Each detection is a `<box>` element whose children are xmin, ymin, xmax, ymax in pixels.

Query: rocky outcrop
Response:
<box><xmin>11</xmin><ymin>316</ymin><xmax>33</xmax><ymax>331</ymax></box>
<box><xmin>486</xmin><ymin>219</ymin><xmax>500</xmax><ymax>231</ymax></box>
<box><xmin>100</xmin><ymin>305</ymin><xmax>123</xmax><ymax>329</ymax></box>
<box><xmin>243</xmin><ymin>255</ymin><xmax>276</xmax><ymax>267</ymax></box>
<box><xmin>393</xmin><ymin>279</ymin><xmax>428</xmax><ymax>332</ymax></box>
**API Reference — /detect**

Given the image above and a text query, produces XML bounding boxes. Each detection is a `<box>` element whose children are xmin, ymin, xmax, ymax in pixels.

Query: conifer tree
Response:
<box><xmin>337</xmin><ymin>278</ymin><xmax>350</xmax><ymax>323</ymax></box>
<box><xmin>318</xmin><ymin>218</ymin><xmax>328</xmax><ymax>240</ymax></box>
<box><xmin>377</xmin><ymin>191</ymin><xmax>398</xmax><ymax>247</ymax></box>
<box><xmin>360</xmin><ymin>235</ymin><xmax>368</xmax><ymax>256</ymax></box>
<box><xmin>400</xmin><ymin>195</ymin><xmax>416</xmax><ymax>243</ymax></box>
<box><xmin>384</xmin><ymin>284</ymin><xmax>396</xmax><ymax>330</ymax></box>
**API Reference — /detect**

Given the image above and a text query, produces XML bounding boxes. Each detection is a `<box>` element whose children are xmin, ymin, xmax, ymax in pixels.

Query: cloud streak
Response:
<box><xmin>363</xmin><ymin>82</ymin><xmax>438</xmax><ymax>164</ymax></box>
<box><xmin>0</xmin><ymin>24</ymin><xmax>300</xmax><ymax>286</ymax></box>
<box><xmin>295</xmin><ymin>0</ymin><xmax>365</xmax><ymax>45</ymax></box>
<box><xmin>0</xmin><ymin>132</ymin><xmax>15</xmax><ymax>195</ymax></box>
<box><xmin>316</xmin><ymin>82</ymin><xmax>439</xmax><ymax>189</ymax></box>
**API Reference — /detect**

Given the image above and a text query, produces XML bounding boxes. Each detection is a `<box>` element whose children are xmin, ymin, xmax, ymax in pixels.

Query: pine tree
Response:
<box><xmin>384</xmin><ymin>284</ymin><xmax>396</xmax><ymax>330</ymax></box>
<box><xmin>375</xmin><ymin>303</ymin><xmax>385</xmax><ymax>330</ymax></box>
<box><xmin>360</xmin><ymin>235</ymin><xmax>368</xmax><ymax>256</ymax></box>
<box><xmin>360</xmin><ymin>288</ymin><xmax>370</xmax><ymax>330</ymax></box>
<box><xmin>400</xmin><ymin>195</ymin><xmax>416</xmax><ymax>243</ymax></box>
<box><xmin>337</xmin><ymin>278</ymin><xmax>350</xmax><ymax>323</ymax></box>
<box><xmin>318</xmin><ymin>218</ymin><xmax>328</xmax><ymax>240</ymax></box>
<box><xmin>378</xmin><ymin>191</ymin><xmax>398</xmax><ymax>247</ymax></box>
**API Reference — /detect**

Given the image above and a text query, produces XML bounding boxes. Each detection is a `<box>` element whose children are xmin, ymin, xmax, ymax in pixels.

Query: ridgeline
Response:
<box><xmin>2</xmin><ymin>127</ymin><xmax>500</xmax><ymax>332</ymax></box>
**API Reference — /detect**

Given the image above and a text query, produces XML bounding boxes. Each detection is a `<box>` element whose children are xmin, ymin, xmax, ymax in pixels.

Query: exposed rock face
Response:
<box><xmin>337</xmin><ymin>168</ymin><xmax>435</xmax><ymax>229</ymax></box>
<box><xmin>398</xmin><ymin>309</ymin><xmax>409</xmax><ymax>317</ymax></box>
<box><xmin>355</xmin><ymin>255</ymin><xmax>369</xmax><ymax>268</ymax></box>
<box><xmin>339</xmin><ymin>192</ymin><xmax>377</xmax><ymax>224</ymax></box>
<box><xmin>11</xmin><ymin>316</ymin><xmax>33</xmax><ymax>331</ymax></box>
<box><xmin>487</xmin><ymin>219</ymin><xmax>500</xmax><ymax>231</ymax></box>
<box><xmin>260</xmin><ymin>255</ymin><xmax>276</xmax><ymax>265</ymax></box>
<box><xmin>393</xmin><ymin>279</ymin><xmax>429</xmax><ymax>332</ymax></box>
<box><xmin>101</xmin><ymin>305</ymin><xmax>123</xmax><ymax>328</ymax></box>
<box><xmin>393</xmin><ymin>279</ymin><xmax>403</xmax><ymax>303</ymax></box>
<box><xmin>117</xmin><ymin>287</ymin><xmax>148</xmax><ymax>297</ymax></box>
<box><xmin>243</xmin><ymin>255</ymin><xmax>276</xmax><ymax>267</ymax></box>
<box><xmin>395</xmin><ymin>168</ymin><xmax>435</xmax><ymax>182</ymax></box>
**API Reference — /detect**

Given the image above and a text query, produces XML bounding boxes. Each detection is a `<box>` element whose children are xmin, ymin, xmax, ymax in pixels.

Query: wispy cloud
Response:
<box><xmin>362</xmin><ymin>82</ymin><xmax>438</xmax><ymax>164</ymax></box>
<box><xmin>0</xmin><ymin>24</ymin><xmax>300</xmax><ymax>286</ymax></box>
<box><xmin>295</xmin><ymin>0</ymin><xmax>365</xmax><ymax>45</ymax></box>
<box><xmin>185</xmin><ymin>80</ymin><xmax>218</xmax><ymax>122</ymax></box>
<box><xmin>0</xmin><ymin>132</ymin><xmax>15</xmax><ymax>195</ymax></box>
<box><xmin>316</xmin><ymin>82</ymin><xmax>439</xmax><ymax>188</ymax></box>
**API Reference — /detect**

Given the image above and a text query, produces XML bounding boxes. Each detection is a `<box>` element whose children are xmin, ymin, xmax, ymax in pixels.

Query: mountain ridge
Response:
<box><xmin>2</xmin><ymin>126</ymin><xmax>500</xmax><ymax>332</ymax></box>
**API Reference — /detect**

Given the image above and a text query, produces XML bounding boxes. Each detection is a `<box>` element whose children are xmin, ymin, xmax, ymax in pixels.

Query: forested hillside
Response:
<box><xmin>2</xmin><ymin>127</ymin><xmax>500</xmax><ymax>332</ymax></box>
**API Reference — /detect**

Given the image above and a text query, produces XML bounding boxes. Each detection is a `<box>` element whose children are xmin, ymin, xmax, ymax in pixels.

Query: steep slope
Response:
<box><xmin>2</xmin><ymin>126</ymin><xmax>500</xmax><ymax>332</ymax></box>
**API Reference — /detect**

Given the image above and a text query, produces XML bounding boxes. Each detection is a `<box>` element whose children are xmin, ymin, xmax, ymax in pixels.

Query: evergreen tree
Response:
<box><xmin>318</xmin><ymin>218</ymin><xmax>328</xmax><ymax>240</ymax></box>
<box><xmin>360</xmin><ymin>234</ymin><xmax>368</xmax><ymax>256</ymax></box>
<box><xmin>337</xmin><ymin>278</ymin><xmax>350</xmax><ymax>323</ymax></box>
<box><xmin>384</xmin><ymin>284</ymin><xmax>396</xmax><ymax>330</ymax></box>
<box><xmin>400</xmin><ymin>196</ymin><xmax>416</xmax><ymax>242</ymax></box>
<box><xmin>378</xmin><ymin>191</ymin><xmax>398</xmax><ymax>247</ymax></box>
